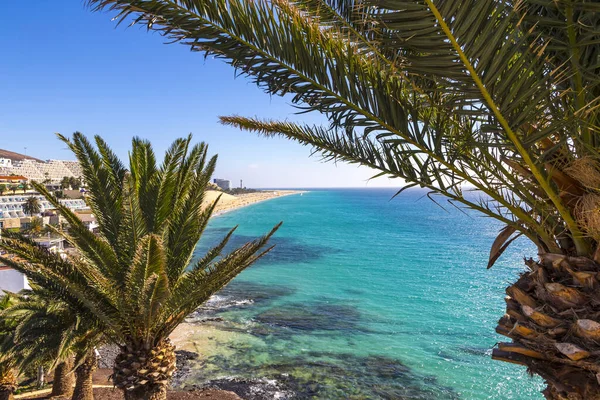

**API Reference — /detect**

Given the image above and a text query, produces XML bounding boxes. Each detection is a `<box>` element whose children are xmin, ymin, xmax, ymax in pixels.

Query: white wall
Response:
<box><xmin>0</xmin><ymin>268</ymin><xmax>30</xmax><ymax>294</ymax></box>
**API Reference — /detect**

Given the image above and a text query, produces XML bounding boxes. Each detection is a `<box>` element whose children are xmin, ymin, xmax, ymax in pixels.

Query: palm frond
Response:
<box><xmin>162</xmin><ymin>222</ymin><xmax>281</xmax><ymax>337</ymax></box>
<box><xmin>88</xmin><ymin>0</ymin><xmax>600</xmax><ymax>256</ymax></box>
<box><xmin>1</xmin><ymin>133</ymin><xmax>280</xmax><ymax>352</ymax></box>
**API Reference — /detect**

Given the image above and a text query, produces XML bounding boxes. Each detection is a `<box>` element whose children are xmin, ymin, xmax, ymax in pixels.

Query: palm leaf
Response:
<box><xmin>1</xmin><ymin>133</ymin><xmax>280</xmax><ymax>352</ymax></box>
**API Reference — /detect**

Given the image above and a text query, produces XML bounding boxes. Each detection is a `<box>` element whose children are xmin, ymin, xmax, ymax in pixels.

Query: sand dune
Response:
<box><xmin>202</xmin><ymin>190</ymin><xmax>237</xmax><ymax>207</ymax></box>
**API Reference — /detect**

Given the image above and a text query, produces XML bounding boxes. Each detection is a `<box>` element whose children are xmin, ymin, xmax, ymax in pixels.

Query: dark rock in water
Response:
<box><xmin>188</xmin><ymin>281</ymin><xmax>296</xmax><ymax>320</ymax></box>
<box><xmin>176</xmin><ymin>350</ymin><xmax>200</xmax><ymax>361</ymax></box>
<box><xmin>255</xmin><ymin>302</ymin><xmax>363</xmax><ymax>332</ymax></box>
<box><xmin>185</xmin><ymin>349</ymin><xmax>459</xmax><ymax>399</ymax></box>
<box><xmin>194</xmin><ymin>231</ymin><xmax>339</xmax><ymax>266</ymax></box>
<box><xmin>342</xmin><ymin>287</ymin><xmax>365</xmax><ymax>296</ymax></box>
<box><xmin>171</xmin><ymin>350</ymin><xmax>202</xmax><ymax>386</ymax></box>
<box><xmin>196</xmin><ymin>317</ymin><xmax>224</xmax><ymax>323</ymax></box>
<box><xmin>255</xmin><ymin>235</ymin><xmax>340</xmax><ymax>265</ymax></box>
<box><xmin>198</xmin><ymin>377</ymin><xmax>294</xmax><ymax>400</ymax></box>
<box><xmin>219</xmin><ymin>282</ymin><xmax>296</xmax><ymax>305</ymax></box>
<box><xmin>363</xmin><ymin>355</ymin><xmax>411</xmax><ymax>379</ymax></box>
<box><xmin>458</xmin><ymin>345</ymin><xmax>491</xmax><ymax>357</ymax></box>
<box><xmin>436</xmin><ymin>351</ymin><xmax>459</xmax><ymax>362</ymax></box>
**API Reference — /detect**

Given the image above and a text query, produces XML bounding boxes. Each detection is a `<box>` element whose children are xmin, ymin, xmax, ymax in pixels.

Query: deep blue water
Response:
<box><xmin>190</xmin><ymin>188</ymin><xmax>544</xmax><ymax>399</ymax></box>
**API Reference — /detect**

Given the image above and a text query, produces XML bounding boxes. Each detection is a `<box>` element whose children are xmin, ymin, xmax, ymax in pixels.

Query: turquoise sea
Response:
<box><xmin>189</xmin><ymin>188</ymin><xmax>544</xmax><ymax>399</ymax></box>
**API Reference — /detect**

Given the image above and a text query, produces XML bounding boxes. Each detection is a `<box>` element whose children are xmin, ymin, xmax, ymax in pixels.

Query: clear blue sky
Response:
<box><xmin>0</xmin><ymin>2</ymin><xmax>398</xmax><ymax>188</ymax></box>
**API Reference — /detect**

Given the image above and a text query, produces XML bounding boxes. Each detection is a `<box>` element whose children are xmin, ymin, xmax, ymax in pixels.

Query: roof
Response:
<box><xmin>75</xmin><ymin>212</ymin><xmax>96</xmax><ymax>223</ymax></box>
<box><xmin>0</xmin><ymin>175</ymin><xmax>27</xmax><ymax>181</ymax></box>
<box><xmin>0</xmin><ymin>149</ymin><xmax>43</xmax><ymax>163</ymax></box>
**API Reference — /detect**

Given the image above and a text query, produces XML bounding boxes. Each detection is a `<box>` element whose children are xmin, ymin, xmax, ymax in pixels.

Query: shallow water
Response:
<box><xmin>188</xmin><ymin>188</ymin><xmax>544</xmax><ymax>399</ymax></box>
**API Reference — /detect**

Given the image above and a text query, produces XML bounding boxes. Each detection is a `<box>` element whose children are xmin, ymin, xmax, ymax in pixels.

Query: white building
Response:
<box><xmin>0</xmin><ymin>265</ymin><xmax>30</xmax><ymax>294</ymax></box>
<box><xmin>0</xmin><ymin>159</ymin><xmax>83</xmax><ymax>184</ymax></box>
<box><xmin>0</xmin><ymin>148</ymin><xmax>83</xmax><ymax>185</ymax></box>
<box><xmin>0</xmin><ymin>158</ymin><xmax>13</xmax><ymax>169</ymax></box>
<box><xmin>0</xmin><ymin>149</ymin><xmax>87</xmax><ymax>296</ymax></box>
<box><xmin>0</xmin><ymin>194</ymin><xmax>88</xmax><ymax>221</ymax></box>
<box><xmin>213</xmin><ymin>178</ymin><xmax>231</xmax><ymax>191</ymax></box>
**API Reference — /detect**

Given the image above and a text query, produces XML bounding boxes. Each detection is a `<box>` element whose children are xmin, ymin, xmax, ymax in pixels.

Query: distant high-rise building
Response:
<box><xmin>213</xmin><ymin>178</ymin><xmax>231</xmax><ymax>191</ymax></box>
<box><xmin>240</xmin><ymin>179</ymin><xmax>243</xmax><ymax>189</ymax></box>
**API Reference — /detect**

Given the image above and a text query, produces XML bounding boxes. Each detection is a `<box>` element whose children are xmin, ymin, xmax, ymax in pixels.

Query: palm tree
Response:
<box><xmin>87</xmin><ymin>1</ymin><xmax>600</xmax><ymax>398</ymax></box>
<box><xmin>61</xmin><ymin>176</ymin><xmax>71</xmax><ymax>190</ymax></box>
<box><xmin>22</xmin><ymin>197</ymin><xmax>41</xmax><ymax>217</ymax></box>
<box><xmin>0</xmin><ymin>185</ymin><xmax>6</xmax><ymax>196</ymax></box>
<box><xmin>5</xmin><ymin>288</ymin><xmax>103</xmax><ymax>400</ymax></box>
<box><xmin>69</xmin><ymin>177</ymin><xmax>81</xmax><ymax>190</ymax></box>
<box><xmin>0</xmin><ymin>294</ymin><xmax>18</xmax><ymax>400</ymax></box>
<box><xmin>0</xmin><ymin>133</ymin><xmax>280</xmax><ymax>400</ymax></box>
<box><xmin>25</xmin><ymin>217</ymin><xmax>44</xmax><ymax>237</ymax></box>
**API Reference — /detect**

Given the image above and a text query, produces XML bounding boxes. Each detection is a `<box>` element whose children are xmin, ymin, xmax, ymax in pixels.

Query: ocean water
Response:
<box><xmin>188</xmin><ymin>188</ymin><xmax>544</xmax><ymax>399</ymax></box>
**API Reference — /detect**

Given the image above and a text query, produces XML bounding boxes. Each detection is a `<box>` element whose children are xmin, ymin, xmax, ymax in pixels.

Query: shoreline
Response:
<box><xmin>207</xmin><ymin>190</ymin><xmax>305</xmax><ymax>217</ymax></box>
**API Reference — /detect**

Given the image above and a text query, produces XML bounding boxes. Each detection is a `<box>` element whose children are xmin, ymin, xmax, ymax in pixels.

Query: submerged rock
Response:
<box><xmin>187</xmin><ymin>281</ymin><xmax>297</xmax><ymax>321</ymax></box>
<box><xmin>195</xmin><ymin>232</ymin><xmax>337</xmax><ymax>266</ymax></box>
<box><xmin>179</xmin><ymin>347</ymin><xmax>459</xmax><ymax>399</ymax></box>
<box><xmin>197</xmin><ymin>377</ymin><xmax>294</xmax><ymax>400</ymax></box>
<box><xmin>171</xmin><ymin>350</ymin><xmax>201</xmax><ymax>387</ymax></box>
<box><xmin>255</xmin><ymin>302</ymin><xmax>363</xmax><ymax>332</ymax></box>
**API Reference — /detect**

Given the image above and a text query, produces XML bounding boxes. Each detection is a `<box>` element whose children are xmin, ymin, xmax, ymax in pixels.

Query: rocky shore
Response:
<box><xmin>97</xmin><ymin>344</ymin><xmax>294</xmax><ymax>400</ymax></box>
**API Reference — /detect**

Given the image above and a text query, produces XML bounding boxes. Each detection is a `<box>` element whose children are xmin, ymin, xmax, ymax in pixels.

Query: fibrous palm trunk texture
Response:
<box><xmin>113</xmin><ymin>339</ymin><xmax>176</xmax><ymax>400</ymax></box>
<box><xmin>51</xmin><ymin>359</ymin><xmax>75</xmax><ymax>398</ymax></box>
<box><xmin>0</xmin><ymin>369</ymin><xmax>16</xmax><ymax>400</ymax></box>
<box><xmin>494</xmin><ymin>254</ymin><xmax>600</xmax><ymax>399</ymax></box>
<box><xmin>73</xmin><ymin>351</ymin><xmax>98</xmax><ymax>400</ymax></box>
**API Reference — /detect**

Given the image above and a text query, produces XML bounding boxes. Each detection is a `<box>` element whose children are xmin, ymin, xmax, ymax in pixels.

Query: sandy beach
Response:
<box><xmin>203</xmin><ymin>190</ymin><xmax>303</xmax><ymax>216</ymax></box>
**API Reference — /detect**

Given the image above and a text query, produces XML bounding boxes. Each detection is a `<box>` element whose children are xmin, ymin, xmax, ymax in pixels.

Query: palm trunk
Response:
<box><xmin>493</xmin><ymin>254</ymin><xmax>600</xmax><ymax>399</ymax></box>
<box><xmin>113</xmin><ymin>339</ymin><xmax>176</xmax><ymax>400</ymax></box>
<box><xmin>0</xmin><ymin>388</ymin><xmax>14</xmax><ymax>400</ymax></box>
<box><xmin>0</xmin><ymin>368</ymin><xmax>16</xmax><ymax>400</ymax></box>
<box><xmin>51</xmin><ymin>359</ymin><xmax>75</xmax><ymax>398</ymax></box>
<box><xmin>123</xmin><ymin>386</ymin><xmax>167</xmax><ymax>400</ymax></box>
<box><xmin>37</xmin><ymin>366</ymin><xmax>45</xmax><ymax>389</ymax></box>
<box><xmin>72</xmin><ymin>351</ymin><xmax>97</xmax><ymax>400</ymax></box>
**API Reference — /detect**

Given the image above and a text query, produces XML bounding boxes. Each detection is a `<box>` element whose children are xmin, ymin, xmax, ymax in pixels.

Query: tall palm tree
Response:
<box><xmin>87</xmin><ymin>1</ymin><xmax>600</xmax><ymax>398</ymax></box>
<box><xmin>0</xmin><ymin>294</ymin><xmax>18</xmax><ymax>400</ymax></box>
<box><xmin>4</xmin><ymin>288</ymin><xmax>104</xmax><ymax>400</ymax></box>
<box><xmin>0</xmin><ymin>133</ymin><xmax>279</xmax><ymax>400</ymax></box>
<box><xmin>22</xmin><ymin>197</ymin><xmax>41</xmax><ymax>217</ymax></box>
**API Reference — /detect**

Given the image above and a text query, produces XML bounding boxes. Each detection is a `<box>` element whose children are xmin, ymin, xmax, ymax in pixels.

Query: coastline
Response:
<box><xmin>205</xmin><ymin>190</ymin><xmax>305</xmax><ymax>217</ymax></box>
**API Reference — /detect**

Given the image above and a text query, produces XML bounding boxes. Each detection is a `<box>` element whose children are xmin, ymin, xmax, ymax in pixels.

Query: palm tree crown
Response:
<box><xmin>22</xmin><ymin>196</ymin><xmax>41</xmax><ymax>217</ymax></box>
<box><xmin>0</xmin><ymin>133</ymin><xmax>280</xmax><ymax>400</ymax></box>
